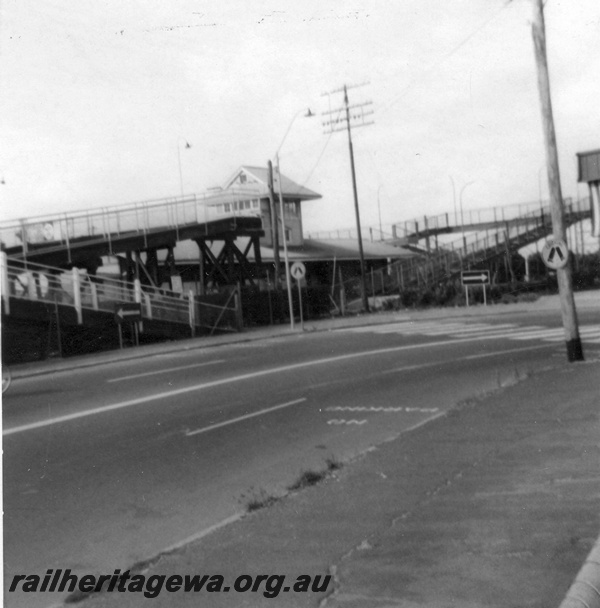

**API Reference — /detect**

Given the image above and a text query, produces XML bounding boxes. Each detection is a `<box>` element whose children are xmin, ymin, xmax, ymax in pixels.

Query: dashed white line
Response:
<box><xmin>325</xmin><ymin>406</ymin><xmax>439</xmax><ymax>413</ymax></box>
<box><xmin>327</xmin><ymin>419</ymin><xmax>367</xmax><ymax>425</ymax></box>
<box><xmin>2</xmin><ymin>338</ymin><xmax>560</xmax><ymax>437</ymax></box>
<box><xmin>4</xmin><ymin>336</ymin><xmax>514</xmax><ymax>436</ymax></box>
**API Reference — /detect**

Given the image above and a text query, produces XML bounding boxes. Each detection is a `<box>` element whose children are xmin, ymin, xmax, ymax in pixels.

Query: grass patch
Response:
<box><xmin>241</xmin><ymin>488</ymin><xmax>280</xmax><ymax>513</ymax></box>
<box><xmin>326</xmin><ymin>456</ymin><xmax>342</xmax><ymax>472</ymax></box>
<box><xmin>288</xmin><ymin>470</ymin><xmax>325</xmax><ymax>491</ymax></box>
<box><xmin>241</xmin><ymin>457</ymin><xmax>344</xmax><ymax>513</ymax></box>
<box><xmin>288</xmin><ymin>457</ymin><xmax>343</xmax><ymax>492</ymax></box>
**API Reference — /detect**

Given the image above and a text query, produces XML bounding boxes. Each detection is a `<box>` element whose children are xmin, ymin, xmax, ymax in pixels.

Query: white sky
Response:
<box><xmin>1</xmin><ymin>1</ymin><xmax>599</xmax><ymax>234</ymax></box>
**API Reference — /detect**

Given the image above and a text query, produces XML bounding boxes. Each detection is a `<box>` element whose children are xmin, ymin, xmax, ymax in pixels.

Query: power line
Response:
<box><xmin>378</xmin><ymin>1</ymin><xmax>514</xmax><ymax>117</ymax></box>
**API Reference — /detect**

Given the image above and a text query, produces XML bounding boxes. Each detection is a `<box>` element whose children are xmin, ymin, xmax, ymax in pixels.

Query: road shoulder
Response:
<box><xmin>79</xmin><ymin>356</ymin><xmax>600</xmax><ymax>608</ymax></box>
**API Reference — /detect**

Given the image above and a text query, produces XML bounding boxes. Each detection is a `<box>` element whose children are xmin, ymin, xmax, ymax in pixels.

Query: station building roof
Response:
<box><xmin>161</xmin><ymin>236</ymin><xmax>417</xmax><ymax>265</ymax></box>
<box><xmin>222</xmin><ymin>166</ymin><xmax>322</xmax><ymax>202</ymax></box>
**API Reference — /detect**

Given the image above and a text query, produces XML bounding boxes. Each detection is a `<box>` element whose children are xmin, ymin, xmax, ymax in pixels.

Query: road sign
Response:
<box><xmin>541</xmin><ymin>238</ymin><xmax>569</xmax><ymax>270</ymax></box>
<box><xmin>290</xmin><ymin>262</ymin><xmax>306</xmax><ymax>281</ymax></box>
<box><xmin>114</xmin><ymin>303</ymin><xmax>142</xmax><ymax>323</ymax></box>
<box><xmin>461</xmin><ymin>270</ymin><xmax>490</xmax><ymax>286</ymax></box>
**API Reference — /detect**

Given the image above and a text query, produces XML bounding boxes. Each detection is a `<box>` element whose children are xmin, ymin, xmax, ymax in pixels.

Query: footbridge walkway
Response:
<box><xmin>0</xmin><ymin>189</ymin><xmax>264</xmax><ymax>274</ymax></box>
<box><xmin>385</xmin><ymin>197</ymin><xmax>590</xmax><ymax>291</ymax></box>
<box><xmin>1</xmin><ymin>190</ymin><xmax>265</xmax><ymax>360</ymax></box>
<box><xmin>310</xmin><ymin>197</ymin><xmax>592</xmax><ymax>300</ymax></box>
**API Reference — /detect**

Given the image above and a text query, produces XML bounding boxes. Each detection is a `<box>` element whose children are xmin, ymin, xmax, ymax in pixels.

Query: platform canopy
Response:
<box><xmin>163</xmin><ymin>235</ymin><xmax>416</xmax><ymax>265</ymax></box>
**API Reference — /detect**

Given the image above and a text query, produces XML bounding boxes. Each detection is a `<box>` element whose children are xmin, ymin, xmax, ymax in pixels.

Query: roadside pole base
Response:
<box><xmin>566</xmin><ymin>338</ymin><xmax>584</xmax><ymax>362</ymax></box>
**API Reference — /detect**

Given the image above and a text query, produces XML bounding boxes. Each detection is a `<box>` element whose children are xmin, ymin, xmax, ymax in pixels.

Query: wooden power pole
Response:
<box><xmin>323</xmin><ymin>83</ymin><xmax>374</xmax><ymax>313</ymax></box>
<box><xmin>532</xmin><ymin>0</ymin><xmax>583</xmax><ymax>362</ymax></box>
<box><xmin>267</xmin><ymin>160</ymin><xmax>280</xmax><ymax>288</ymax></box>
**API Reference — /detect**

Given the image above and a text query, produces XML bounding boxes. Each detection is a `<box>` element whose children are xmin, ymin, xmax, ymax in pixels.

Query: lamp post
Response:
<box><xmin>274</xmin><ymin>108</ymin><xmax>314</xmax><ymax>331</ymax></box>
<box><xmin>177</xmin><ymin>139</ymin><xmax>192</xmax><ymax>197</ymax></box>
<box><xmin>377</xmin><ymin>185</ymin><xmax>383</xmax><ymax>239</ymax></box>
<box><xmin>449</xmin><ymin>175</ymin><xmax>457</xmax><ymax>224</ymax></box>
<box><xmin>459</xmin><ymin>181</ymin><xmax>476</xmax><ymax>227</ymax></box>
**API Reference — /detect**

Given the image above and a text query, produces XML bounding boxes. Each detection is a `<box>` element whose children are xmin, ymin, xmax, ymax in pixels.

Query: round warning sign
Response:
<box><xmin>541</xmin><ymin>238</ymin><xmax>569</xmax><ymax>270</ymax></box>
<box><xmin>290</xmin><ymin>262</ymin><xmax>306</xmax><ymax>281</ymax></box>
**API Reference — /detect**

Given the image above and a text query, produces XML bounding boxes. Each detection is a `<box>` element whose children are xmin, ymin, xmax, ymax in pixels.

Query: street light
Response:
<box><xmin>274</xmin><ymin>108</ymin><xmax>314</xmax><ymax>331</ymax></box>
<box><xmin>449</xmin><ymin>175</ymin><xmax>457</xmax><ymax>224</ymax></box>
<box><xmin>377</xmin><ymin>185</ymin><xmax>383</xmax><ymax>239</ymax></box>
<box><xmin>177</xmin><ymin>139</ymin><xmax>192</xmax><ymax>197</ymax></box>
<box><xmin>459</xmin><ymin>181</ymin><xmax>476</xmax><ymax>227</ymax></box>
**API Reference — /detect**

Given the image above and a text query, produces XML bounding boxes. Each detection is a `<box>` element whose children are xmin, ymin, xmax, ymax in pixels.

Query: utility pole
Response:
<box><xmin>267</xmin><ymin>160</ymin><xmax>280</xmax><ymax>288</ymax></box>
<box><xmin>532</xmin><ymin>0</ymin><xmax>583</xmax><ymax>362</ymax></box>
<box><xmin>323</xmin><ymin>83</ymin><xmax>374</xmax><ymax>313</ymax></box>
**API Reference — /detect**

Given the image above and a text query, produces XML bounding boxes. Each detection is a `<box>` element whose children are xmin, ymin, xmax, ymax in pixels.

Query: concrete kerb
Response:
<box><xmin>6</xmin><ymin>291</ymin><xmax>598</xmax><ymax>381</ymax></box>
<box><xmin>559</xmin><ymin>537</ymin><xmax>600</xmax><ymax>608</ymax></box>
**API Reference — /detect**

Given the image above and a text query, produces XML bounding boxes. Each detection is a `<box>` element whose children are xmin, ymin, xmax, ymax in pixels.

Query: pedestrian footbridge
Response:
<box><xmin>1</xmin><ymin>190</ymin><xmax>265</xmax><ymax>361</ymax></box>
<box><xmin>0</xmin><ymin>189</ymin><xmax>264</xmax><ymax>271</ymax></box>
<box><xmin>309</xmin><ymin>197</ymin><xmax>592</xmax><ymax>301</ymax></box>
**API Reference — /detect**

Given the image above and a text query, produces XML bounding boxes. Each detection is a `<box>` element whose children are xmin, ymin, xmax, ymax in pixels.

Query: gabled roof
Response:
<box><xmin>223</xmin><ymin>166</ymin><xmax>322</xmax><ymax>202</ymax></box>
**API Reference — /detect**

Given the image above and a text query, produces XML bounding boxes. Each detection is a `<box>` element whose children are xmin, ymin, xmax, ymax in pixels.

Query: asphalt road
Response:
<box><xmin>3</xmin><ymin>307</ymin><xmax>599</xmax><ymax>608</ymax></box>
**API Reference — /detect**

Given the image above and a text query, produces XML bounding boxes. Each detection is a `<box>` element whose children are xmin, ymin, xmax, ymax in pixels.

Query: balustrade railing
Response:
<box><xmin>0</xmin><ymin>188</ymin><xmax>264</xmax><ymax>260</ymax></box>
<box><xmin>333</xmin><ymin>197</ymin><xmax>590</xmax><ymax>302</ymax></box>
<box><xmin>0</xmin><ymin>253</ymin><xmax>239</xmax><ymax>333</ymax></box>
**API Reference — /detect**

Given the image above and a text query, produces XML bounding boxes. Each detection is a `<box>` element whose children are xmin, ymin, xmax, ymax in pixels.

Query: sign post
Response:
<box><xmin>290</xmin><ymin>262</ymin><xmax>306</xmax><ymax>331</ymax></box>
<box><xmin>461</xmin><ymin>270</ymin><xmax>490</xmax><ymax>307</ymax></box>
<box><xmin>115</xmin><ymin>303</ymin><xmax>142</xmax><ymax>348</ymax></box>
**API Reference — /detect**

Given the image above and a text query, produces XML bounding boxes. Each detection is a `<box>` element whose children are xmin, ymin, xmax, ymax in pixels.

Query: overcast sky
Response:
<box><xmin>1</xmin><ymin>1</ymin><xmax>599</xmax><ymax>234</ymax></box>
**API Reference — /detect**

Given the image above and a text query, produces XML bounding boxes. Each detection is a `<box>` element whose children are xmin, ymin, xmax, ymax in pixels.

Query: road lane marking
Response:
<box><xmin>326</xmin><ymin>406</ymin><xmax>439</xmax><ymax>413</ymax></box>
<box><xmin>327</xmin><ymin>419</ymin><xmax>367</xmax><ymax>425</ymax></box>
<box><xmin>2</xmin><ymin>338</ymin><xmax>555</xmax><ymax>436</ymax></box>
<box><xmin>346</xmin><ymin>322</ymin><xmax>599</xmax><ymax>344</ymax></box>
<box><xmin>184</xmin><ymin>398</ymin><xmax>307</xmax><ymax>437</ymax></box>
<box><xmin>417</xmin><ymin>324</ymin><xmax>520</xmax><ymax>336</ymax></box>
<box><xmin>107</xmin><ymin>360</ymin><xmax>225</xmax><ymax>383</ymax></box>
<box><xmin>544</xmin><ymin>328</ymin><xmax>600</xmax><ymax>342</ymax></box>
<box><xmin>422</xmin><ymin>323</ymin><xmax>519</xmax><ymax>334</ymax></box>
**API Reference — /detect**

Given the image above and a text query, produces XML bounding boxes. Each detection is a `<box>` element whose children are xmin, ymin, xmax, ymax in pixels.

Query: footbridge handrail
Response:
<box><xmin>0</xmin><ymin>187</ymin><xmax>264</xmax><ymax>254</ymax></box>
<box><xmin>306</xmin><ymin>197</ymin><xmax>580</xmax><ymax>242</ymax></box>
<box><xmin>0</xmin><ymin>254</ymin><xmax>239</xmax><ymax>333</ymax></box>
<box><xmin>335</xmin><ymin>197</ymin><xmax>590</xmax><ymax>300</ymax></box>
